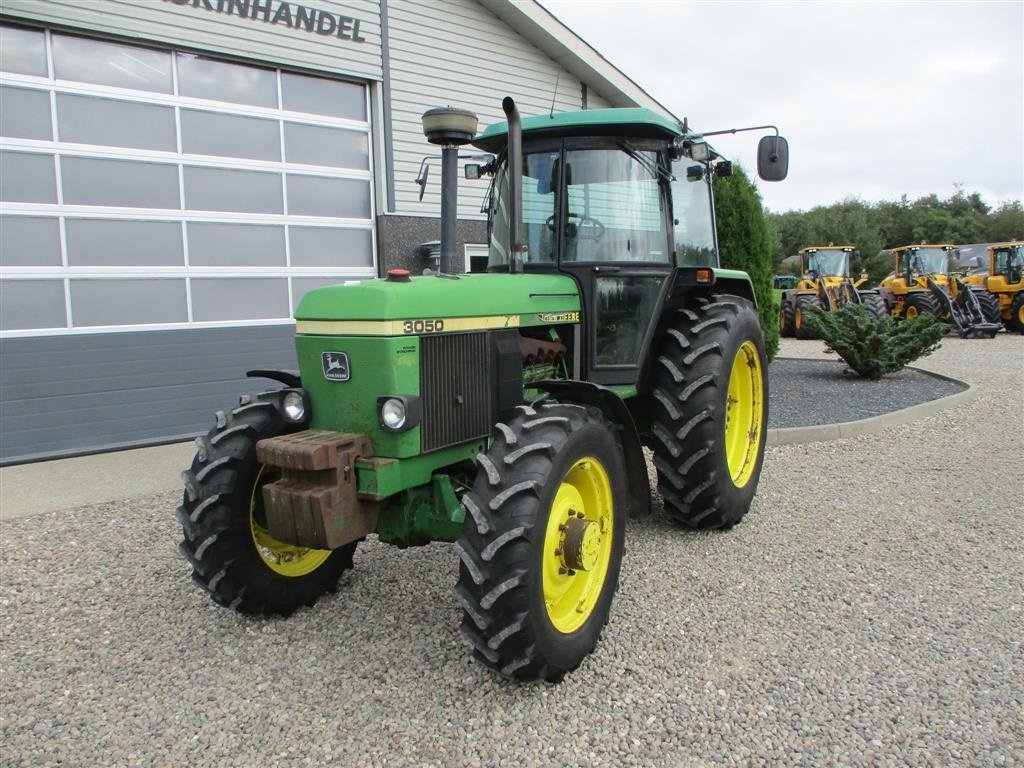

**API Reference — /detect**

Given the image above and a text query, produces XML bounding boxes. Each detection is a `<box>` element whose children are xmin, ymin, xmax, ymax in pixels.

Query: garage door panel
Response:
<box><xmin>1</xmin><ymin>23</ymin><xmax>374</xmax><ymax>339</ymax></box>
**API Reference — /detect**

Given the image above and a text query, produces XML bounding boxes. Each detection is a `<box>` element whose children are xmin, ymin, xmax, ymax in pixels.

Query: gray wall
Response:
<box><xmin>0</xmin><ymin>326</ymin><xmax>297</xmax><ymax>464</ymax></box>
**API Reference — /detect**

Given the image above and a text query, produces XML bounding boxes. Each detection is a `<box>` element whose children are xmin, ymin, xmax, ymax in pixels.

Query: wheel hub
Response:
<box><xmin>559</xmin><ymin>514</ymin><xmax>602</xmax><ymax>572</ymax></box>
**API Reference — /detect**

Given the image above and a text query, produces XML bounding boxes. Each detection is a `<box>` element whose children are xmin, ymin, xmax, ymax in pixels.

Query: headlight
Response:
<box><xmin>282</xmin><ymin>391</ymin><xmax>306</xmax><ymax>423</ymax></box>
<box><xmin>380</xmin><ymin>398</ymin><xmax>407</xmax><ymax>430</ymax></box>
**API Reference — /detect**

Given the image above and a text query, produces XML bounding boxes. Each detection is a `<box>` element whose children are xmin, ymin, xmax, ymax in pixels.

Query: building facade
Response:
<box><xmin>0</xmin><ymin>0</ymin><xmax>672</xmax><ymax>463</ymax></box>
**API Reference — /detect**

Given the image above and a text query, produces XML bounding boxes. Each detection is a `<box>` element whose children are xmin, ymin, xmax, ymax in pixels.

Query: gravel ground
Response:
<box><xmin>2</xmin><ymin>335</ymin><xmax>1022</xmax><ymax>768</ymax></box>
<box><xmin>767</xmin><ymin>357</ymin><xmax>965</xmax><ymax>429</ymax></box>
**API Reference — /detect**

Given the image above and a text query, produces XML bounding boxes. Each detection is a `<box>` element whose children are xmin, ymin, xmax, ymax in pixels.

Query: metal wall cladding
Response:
<box><xmin>419</xmin><ymin>332</ymin><xmax>492</xmax><ymax>452</ymax></box>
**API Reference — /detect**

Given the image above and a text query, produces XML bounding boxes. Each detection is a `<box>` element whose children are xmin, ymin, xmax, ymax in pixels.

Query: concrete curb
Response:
<box><xmin>767</xmin><ymin>363</ymin><xmax>975</xmax><ymax>446</ymax></box>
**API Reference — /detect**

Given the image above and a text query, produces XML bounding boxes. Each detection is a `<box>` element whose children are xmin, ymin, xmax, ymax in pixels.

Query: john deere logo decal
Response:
<box><xmin>321</xmin><ymin>352</ymin><xmax>350</xmax><ymax>382</ymax></box>
<box><xmin>538</xmin><ymin>311</ymin><xmax>580</xmax><ymax>323</ymax></box>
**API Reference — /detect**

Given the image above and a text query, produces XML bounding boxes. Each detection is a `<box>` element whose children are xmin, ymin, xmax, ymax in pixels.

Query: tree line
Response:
<box><xmin>766</xmin><ymin>190</ymin><xmax>1024</xmax><ymax>283</ymax></box>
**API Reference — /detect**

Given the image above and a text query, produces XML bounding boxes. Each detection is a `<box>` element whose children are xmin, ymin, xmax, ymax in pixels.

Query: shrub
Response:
<box><xmin>803</xmin><ymin>303</ymin><xmax>945</xmax><ymax>380</ymax></box>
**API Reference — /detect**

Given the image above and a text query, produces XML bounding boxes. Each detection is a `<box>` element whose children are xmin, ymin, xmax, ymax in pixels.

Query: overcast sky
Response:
<box><xmin>538</xmin><ymin>0</ymin><xmax>1024</xmax><ymax>213</ymax></box>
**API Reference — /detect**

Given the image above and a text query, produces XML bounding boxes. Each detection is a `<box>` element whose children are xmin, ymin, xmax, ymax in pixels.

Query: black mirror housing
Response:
<box><xmin>757</xmin><ymin>135</ymin><xmax>789</xmax><ymax>181</ymax></box>
<box><xmin>714</xmin><ymin>160</ymin><xmax>733</xmax><ymax>177</ymax></box>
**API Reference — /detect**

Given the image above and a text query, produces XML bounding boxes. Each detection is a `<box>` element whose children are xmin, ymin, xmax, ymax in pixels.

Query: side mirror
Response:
<box><xmin>415</xmin><ymin>160</ymin><xmax>430</xmax><ymax>202</ymax></box>
<box><xmin>757</xmin><ymin>135</ymin><xmax>789</xmax><ymax>181</ymax></box>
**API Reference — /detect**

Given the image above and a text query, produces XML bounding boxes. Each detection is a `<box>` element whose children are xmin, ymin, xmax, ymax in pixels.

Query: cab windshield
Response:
<box><xmin>805</xmin><ymin>250</ymin><xmax>849</xmax><ymax>277</ymax></box>
<box><xmin>901</xmin><ymin>247</ymin><xmax>950</xmax><ymax>275</ymax></box>
<box><xmin>994</xmin><ymin>245</ymin><xmax>1024</xmax><ymax>273</ymax></box>
<box><xmin>487</xmin><ymin>146</ymin><xmax>673</xmax><ymax>268</ymax></box>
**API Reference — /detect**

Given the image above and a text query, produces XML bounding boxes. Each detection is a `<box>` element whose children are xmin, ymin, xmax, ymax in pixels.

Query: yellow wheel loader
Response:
<box><xmin>962</xmin><ymin>242</ymin><xmax>1024</xmax><ymax>333</ymax></box>
<box><xmin>778</xmin><ymin>246</ymin><xmax>887</xmax><ymax>339</ymax></box>
<box><xmin>878</xmin><ymin>244</ymin><xmax>1001</xmax><ymax>338</ymax></box>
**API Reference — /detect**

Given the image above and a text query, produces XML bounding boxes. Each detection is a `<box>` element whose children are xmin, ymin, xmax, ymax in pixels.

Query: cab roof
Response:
<box><xmin>473</xmin><ymin>107</ymin><xmax>683</xmax><ymax>152</ymax></box>
<box><xmin>891</xmin><ymin>244</ymin><xmax>955</xmax><ymax>252</ymax></box>
<box><xmin>799</xmin><ymin>246</ymin><xmax>856</xmax><ymax>253</ymax></box>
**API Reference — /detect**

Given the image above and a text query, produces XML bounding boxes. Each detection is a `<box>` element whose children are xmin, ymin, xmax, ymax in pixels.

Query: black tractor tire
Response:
<box><xmin>860</xmin><ymin>292</ymin><xmax>890</xmax><ymax>328</ymax></box>
<box><xmin>902</xmin><ymin>292</ymin><xmax>940</xmax><ymax>321</ymax></box>
<box><xmin>1009</xmin><ymin>292</ymin><xmax>1024</xmax><ymax>334</ymax></box>
<box><xmin>177</xmin><ymin>399</ymin><xmax>356</xmax><ymax>616</ymax></box>
<box><xmin>454</xmin><ymin>403</ymin><xmax>627</xmax><ymax>682</ymax></box>
<box><xmin>779</xmin><ymin>299</ymin><xmax>796</xmax><ymax>338</ymax></box>
<box><xmin>650</xmin><ymin>296</ymin><xmax>768</xmax><ymax>530</ymax></box>
<box><xmin>974</xmin><ymin>291</ymin><xmax>1001</xmax><ymax>325</ymax></box>
<box><xmin>793</xmin><ymin>295</ymin><xmax>820</xmax><ymax>339</ymax></box>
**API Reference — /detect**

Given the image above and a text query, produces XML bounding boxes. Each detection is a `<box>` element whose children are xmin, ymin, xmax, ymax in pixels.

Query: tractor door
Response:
<box><xmin>555</xmin><ymin>144</ymin><xmax>674</xmax><ymax>386</ymax></box>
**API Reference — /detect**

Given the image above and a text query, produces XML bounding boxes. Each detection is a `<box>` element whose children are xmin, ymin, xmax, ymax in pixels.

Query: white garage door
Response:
<box><xmin>0</xmin><ymin>23</ymin><xmax>375</xmax><ymax>336</ymax></box>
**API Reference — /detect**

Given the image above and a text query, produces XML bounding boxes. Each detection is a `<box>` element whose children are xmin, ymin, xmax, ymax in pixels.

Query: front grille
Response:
<box><xmin>420</xmin><ymin>332</ymin><xmax>492</xmax><ymax>452</ymax></box>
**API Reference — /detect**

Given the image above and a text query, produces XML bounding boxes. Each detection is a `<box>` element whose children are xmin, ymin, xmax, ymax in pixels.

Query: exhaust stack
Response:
<box><xmin>421</xmin><ymin>107</ymin><xmax>478</xmax><ymax>274</ymax></box>
<box><xmin>502</xmin><ymin>97</ymin><xmax>524</xmax><ymax>274</ymax></box>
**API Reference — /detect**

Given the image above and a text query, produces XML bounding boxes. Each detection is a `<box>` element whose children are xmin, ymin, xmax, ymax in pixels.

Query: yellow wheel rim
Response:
<box><xmin>249</xmin><ymin>464</ymin><xmax>331</xmax><ymax>577</ymax></box>
<box><xmin>794</xmin><ymin>307</ymin><xmax>802</xmax><ymax>329</ymax></box>
<box><xmin>905</xmin><ymin>305</ymin><xmax>919</xmax><ymax>320</ymax></box>
<box><xmin>1018</xmin><ymin>304</ymin><xmax>1024</xmax><ymax>324</ymax></box>
<box><xmin>724</xmin><ymin>341</ymin><xmax>764</xmax><ymax>488</ymax></box>
<box><xmin>542</xmin><ymin>457</ymin><xmax>614</xmax><ymax>634</ymax></box>
<box><xmin>778</xmin><ymin>306</ymin><xmax>786</xmax><ymax>329</ymax></box>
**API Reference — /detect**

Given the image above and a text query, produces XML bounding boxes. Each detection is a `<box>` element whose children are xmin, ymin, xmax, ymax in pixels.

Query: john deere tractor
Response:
<box><xmin>963</xmin><ymin>242</ymin><xmax>1024</xmax><ymax>333</ymax></box>
<box><xmin>778</xmin><ymin>246</ymin><xmax>887</xmax><ymax>338</ymax></box>
<box><xmin>878</xmin><ymin>244</ymin><xmax>1001</xmax><ymax>338</ymax></box>
<box><xmin>176</xmin><ymin>98</ymin><xmax>789</xmax><ymax>682</ymax></box>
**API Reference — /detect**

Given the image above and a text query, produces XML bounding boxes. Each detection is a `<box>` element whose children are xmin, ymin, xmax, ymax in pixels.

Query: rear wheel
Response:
<box><xmin>1009</xmin><ymin>293</ymin><xmax>1024</xmax><ymax>333</ymax></box>
<box><xmin>903</xmin><ymin>292</ymin><xmax>940</xmax><ymax>320</ymax></box>
<box><xmin>454</xmin><ymin>404</ymin><xmax>626</xmax><ymax>682</ymax></box>
<box><xmin>650</xmin><ymin>296</ymin><xmax>768</xmax><ymax>529</ymax></box>
<box><xmin>177</xmin><ymin>400</ymin><xmax>357</xmax><ymax>615</ymax></box>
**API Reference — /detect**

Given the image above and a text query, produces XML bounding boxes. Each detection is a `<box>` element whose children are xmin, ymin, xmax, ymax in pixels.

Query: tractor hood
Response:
<box><xmin>296</xmin><ymin>272</ymin><xmax>580</xmax><ymax>329</ymax></box>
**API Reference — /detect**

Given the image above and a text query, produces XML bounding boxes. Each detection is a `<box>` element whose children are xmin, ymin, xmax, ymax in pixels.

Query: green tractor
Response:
<box><xmin>177</xmin><ymin>98</ymin><xmax>789</xmax><ymax>682</ymax></box>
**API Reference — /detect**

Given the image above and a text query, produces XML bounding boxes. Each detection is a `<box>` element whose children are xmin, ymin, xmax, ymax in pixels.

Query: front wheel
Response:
<box><xmin>793</xmin><ymin>295</ymin><xmax>819</xmax><ymax>339</ymax></box>
<box><xmin>454</xmin><ymin>404</ymin><xmax>626</xmax><ymax>682</ymax></box>
<box><xmin>903</xmin><ymin>292</ymin><xmax>940</xmax><ymax>320</ymax></box>
<box><xmin>177</xmin><ymin>399</ymin><xmax>357</xmax><ymax>616</ymax></box>
<box><xmin>651</xmin><ymin>296</ymin><xmax>768</xmax><ymax>529</ymax></box>
<box><xmin>974</xmin><ymin>291</ymin><xmax>1001</xmax><ymax>325</ymax></box>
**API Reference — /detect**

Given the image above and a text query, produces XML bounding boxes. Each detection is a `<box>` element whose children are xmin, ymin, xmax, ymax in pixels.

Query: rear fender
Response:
<box><xmin>533</xmin><ymin>380</ymin><xmax>650</xmax><ymax>518</ymax></box>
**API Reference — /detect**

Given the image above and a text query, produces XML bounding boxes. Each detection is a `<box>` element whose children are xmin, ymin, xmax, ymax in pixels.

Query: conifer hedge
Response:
<box><xmin>713</xmin><ymin>167</ymin><xmax>778</xmax><ymax>360</ymax></box>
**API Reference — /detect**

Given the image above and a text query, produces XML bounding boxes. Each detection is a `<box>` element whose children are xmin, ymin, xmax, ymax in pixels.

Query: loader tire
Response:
<box><xmin>650</xmin><ymin>296</ymin><xmax>768</xmax><ymax>530</ymax></box>
<box><xmin>861</xmin><ymin>292</ymin><xmax>889</xmax><ymax>328</ymax></box>
<box><xmin>1009</xmin><ymin>293</ymin><xmax>1024</xmax><ymax>334</ymax></box>
<box><xmin>779</xmin><ymin>299</ymin><xmax>796</xmax><ymax>338</ymax></box>
<box><xmin>903</xmin><ymin>292</ymin><xmax>940</xmax><ymax>321</ymax></box>
<box><xmin>793</xmin><ymin>295</ymin><xmax>819</xmax><ymax>339</ymax></box>
<box><xmin>177</xmin><ymin>400</ymin><xmax>356</xmax><ymax>616</ymax></box>
<box><xmin>454</xmin><ymin>403</ymin><xmax>626</xmax><ymax>682</ymax></box>
<box><xmin>974</xmin><ymin>291</ymin><xmax>1001</xmax><ymax>325</ymax></box>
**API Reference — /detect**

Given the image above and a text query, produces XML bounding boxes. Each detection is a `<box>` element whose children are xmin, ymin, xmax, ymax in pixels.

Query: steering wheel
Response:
<box><xmin>546</xmin><ymin>212</ymin><xmax>605</xmax><ymax>240</ymax></box>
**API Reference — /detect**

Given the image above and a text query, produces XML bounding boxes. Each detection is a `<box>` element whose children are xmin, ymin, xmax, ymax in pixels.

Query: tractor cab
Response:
<box><xmin>990</xmin><ymin>243</ymin><xmax>1024</xmax><ymax>285</ymax></box>
<box><xmin>800</xmin><ymin>245</ymin><xmax>856</xmax><ymax>281</ymax></box>
<box><xmin>472</xmin><ymin>107</ymin><xmax>764</xmax><ymax>386</ymax></box>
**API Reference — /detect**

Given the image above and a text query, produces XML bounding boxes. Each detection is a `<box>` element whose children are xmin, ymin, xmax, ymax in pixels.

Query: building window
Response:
<box><xmin>0</xmin><ymin>24</ymin><xmax>375</xmax><ymax>336</ymax></box>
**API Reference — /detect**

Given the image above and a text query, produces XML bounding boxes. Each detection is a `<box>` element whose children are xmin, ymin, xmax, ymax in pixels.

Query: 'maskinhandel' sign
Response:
<box><xmin>163</xmin><ymin>0</ymin><xmax>367</xmax><ymax>43</ymax></box>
